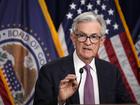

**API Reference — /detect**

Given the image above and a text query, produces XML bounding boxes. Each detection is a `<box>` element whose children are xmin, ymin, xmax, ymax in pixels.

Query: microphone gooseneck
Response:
<box><xmin>77</xmin><ymin>68</ymin><xmax>83</xmax><ymax>90</ymax></box>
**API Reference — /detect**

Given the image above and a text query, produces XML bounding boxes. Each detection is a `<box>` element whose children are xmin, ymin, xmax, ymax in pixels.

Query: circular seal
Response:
<box><xmin>0</xmin><ymin>27</ymin><xmax>48</xmax><ymax>104</ymax></box>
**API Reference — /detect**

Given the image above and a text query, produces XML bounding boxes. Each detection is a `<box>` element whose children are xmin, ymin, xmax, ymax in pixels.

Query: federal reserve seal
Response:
<box><xmin>0</xmin><ymin>26</ymin><xmax>51</xmax><ymax>105</ymax></box>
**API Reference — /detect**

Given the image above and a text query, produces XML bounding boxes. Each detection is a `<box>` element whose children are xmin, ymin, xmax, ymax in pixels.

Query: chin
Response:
<box><xmin>84</xmin><ymin>53</ymin><xmax>93</xmax><ymax>56</ymax></box>
<box><xmin>83</xmin><ymin>55</ymin><xmax>93</xmax><ymax>59</ymax></box>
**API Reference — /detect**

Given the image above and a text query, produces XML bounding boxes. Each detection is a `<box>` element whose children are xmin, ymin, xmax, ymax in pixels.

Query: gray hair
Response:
<box><xmin>71</xmin><ymin>11</ymin><xmax>106</xmax><ymax>36</ymax></box>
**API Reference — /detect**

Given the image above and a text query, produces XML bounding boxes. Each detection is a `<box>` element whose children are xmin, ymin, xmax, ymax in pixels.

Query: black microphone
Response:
<box><xmin>77</xmin><ymin>68</ymin><xmax>83</xmax><ymax>90</ymax></box>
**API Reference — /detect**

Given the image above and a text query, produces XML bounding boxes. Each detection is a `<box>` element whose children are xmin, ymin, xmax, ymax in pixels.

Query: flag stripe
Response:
<box><xmin>111</xmin><ymin>35</ymin><xmax>140</xmax><ymax>102</ymax></box>
<box><xmin>104</xmin><ymin>39</ymin><xmax>121</xmax><ymax>67</ymax></box>
<box><xmin>98</xmin><ymin>45</ymin><xmax>109</xmax><ymax>62</ymax></box>
<box><xmin>120</xmin><ymin>32</ymin><xmax>139</xmax><ymax>82</ymax></box>
<box><xmin>115</xmin><ymin>0</ymin><xmax>140</xmax><ymax>67</ymax></box>
<box><xmin>110</xmin><ymin>35</ymin><xmax>135</xmax><ymax>100</ymax></box>
<box><xmin>38</xmin><ymin>0</ymin><xmax>64</xmax><ymax>57</ymax></box>
<box><xmin>0</xmin><ymin>96</ymin><xmax>4</xmax><ymax>105</ymax></box>
<box><xmin>99</xmin><ymin>36</ymin><xmax>138</xmax><ymax>101</ymax></box>
<box><xmin>58</xmin><ymin>24</ymin><xmax>69</xmax><ymax>56</ymax></box>
<box><xmin>99</xmin><ymin>34</ymin><xmax>137</xmax><ymax>101</ymax></box>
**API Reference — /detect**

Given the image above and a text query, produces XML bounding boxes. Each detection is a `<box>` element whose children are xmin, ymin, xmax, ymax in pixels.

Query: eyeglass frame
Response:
<box><xmin>73</xmin><ymin>31</ymin><xmax>103</xmax><ymax>43</ymax></box>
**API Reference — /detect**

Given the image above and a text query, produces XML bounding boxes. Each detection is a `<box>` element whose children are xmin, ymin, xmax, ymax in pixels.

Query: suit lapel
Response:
<box><xmin>61</xmin><ymin>55</ymin><xmax>80</xmax><ymax>104</ymax></box>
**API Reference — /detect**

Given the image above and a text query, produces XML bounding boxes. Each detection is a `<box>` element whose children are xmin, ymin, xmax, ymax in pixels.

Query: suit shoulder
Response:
<box><xmin>39</xmin><ymin>55</ymin><xmax>72</xmax><ymax>71</ymax></box>
<box><xmin>46</xmin><ymin>55</ymin><xmax>72</xmax><ymax>66</ymax></box>
<box><xmin>95</xmin><ymin>58</ymin><xmax>118</xmax><ymax>70</ymax></box>
<box><xmin>95</xmin><ymin>58</ymin><xmax>122</xmax><ymax>79</ymax></box>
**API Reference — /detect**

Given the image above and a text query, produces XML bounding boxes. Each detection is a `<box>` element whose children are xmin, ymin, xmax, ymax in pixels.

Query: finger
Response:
<box><xmin>66</xmin><ymin>74</ymin><xmax>76</xmax><ymax>77</ymax></box>
<box><xmin>72</xmin><ymin>80</ymin><xmax>78</xmax><ymax>91</ymax></box>
<box><xmin>59</xmin><ymin>80</ymin><xmax>68</xmax><ymax>89</ymax></box>
<box><xmin>59</xmin><ymin>78</ymin><xmax>78</xmax><ymax>89</ymax></box>
<box><xmin>64</xmin><ymin>74</ymin><xmax>77</xmax><ymax>81</ymax></box>
<box><xmin>73</xmin><ymin>79</ymin><xmax>78</xmax><ymax>86</ymax></box>
<box><xmin>64</xmin><ymin>74</ymin><xmax>78</xmax><ymax>86</ymax></box>
<box><xmin>65</xmin><ymin>74</ymin><xmax>76</xmax><ymax>78</ymax></box>
<box><xmin>60</xmin><ymin>79</ymin><xmax>77</xmax><ymax>87</ymax></box>
<box><xmin>72</xmin><ymin>79</ymin><xmax>78</xmax><ymax>87</ymax></box>
<box><xmin>60</xmin><ymin>79</ymin><xmax>69</xmax><ymax>85</ymax></box>
<box><xmin>59</xmin><ymin>74</ymin><xmax>77</xmax><ymax>89</ymax></box>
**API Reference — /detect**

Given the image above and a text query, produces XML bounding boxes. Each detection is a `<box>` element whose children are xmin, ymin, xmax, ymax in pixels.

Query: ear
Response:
<box><xmin>99</xmin><ymin>36</ymin><xmax>106</xmax><ymax>47</ymax></box>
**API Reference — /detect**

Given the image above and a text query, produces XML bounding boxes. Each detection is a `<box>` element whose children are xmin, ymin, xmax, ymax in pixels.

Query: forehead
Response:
<box><xmin>76</xmin><ymin>21</ymin><xmax>101</xmax><ymax>34</ymax></box>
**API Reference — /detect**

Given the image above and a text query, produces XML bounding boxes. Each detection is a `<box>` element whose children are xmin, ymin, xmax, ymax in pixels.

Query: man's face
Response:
<box><xmin>71</xmin><ymin>21</ymin><xmax>105</xmax><ymax>63</ymax></box>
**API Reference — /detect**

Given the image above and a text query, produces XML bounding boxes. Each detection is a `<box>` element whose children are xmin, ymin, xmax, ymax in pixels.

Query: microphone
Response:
<box><xmin>77</xmin><ymin>68</ymin><xmax>83</xmax><ymax>90</ymax></box>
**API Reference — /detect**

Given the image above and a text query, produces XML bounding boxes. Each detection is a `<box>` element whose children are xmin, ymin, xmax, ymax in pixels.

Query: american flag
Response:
<box><xmin>58</xmin><ymin>0</ymin><xmax>140</xmax><ymax>103</ymax></box>
<box><xmin>0</xmin><ymin>73</ymin><xmax>14</xmax><ymax>105</ymax></box>
<box><xmin>2</xmin><ymin>60</ymin><xmax>24</xmax><ymax>103</ymax></box>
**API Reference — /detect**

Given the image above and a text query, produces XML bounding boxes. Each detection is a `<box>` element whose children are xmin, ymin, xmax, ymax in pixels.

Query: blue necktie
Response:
<box><xmin>84</xmin><ymin>64</ymin><xmax>95</xmax><ymax>104</ymax></box>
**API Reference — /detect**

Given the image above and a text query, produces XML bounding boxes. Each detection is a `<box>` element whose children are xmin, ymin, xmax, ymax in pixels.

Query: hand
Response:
<box><xmin>58</xmin><ymin>74</ymin><xmax>78</xmax><ymax>104</ymax></box>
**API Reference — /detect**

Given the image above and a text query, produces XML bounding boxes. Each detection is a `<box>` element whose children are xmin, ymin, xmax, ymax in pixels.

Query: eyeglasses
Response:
<box><xmin>74</xmin><ymin>31</ymin><xmax>102</xmax><ymax>43</ymax></box>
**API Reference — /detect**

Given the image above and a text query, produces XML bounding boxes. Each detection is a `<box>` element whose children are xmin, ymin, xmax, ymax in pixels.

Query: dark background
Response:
<box><xmin>119</xmin><ymin>0</ymin><xmax>140</xmax><ymax>34</ymax></box>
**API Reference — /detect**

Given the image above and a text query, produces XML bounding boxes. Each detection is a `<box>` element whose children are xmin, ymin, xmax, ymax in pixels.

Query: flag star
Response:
<box><xmin>96</xmin><ymin>0</ymin><xmax>101</xmax><ymax>5</ymax></box>
<box><xmin>106</xmin><ymin>18</ymin><xmax>111</xmax><ymax>25</ymax></box>
<box><xmin>108</xmin><ymin>9</ymin><xmax>114</xmax><ymax>15</ymax></box>
<box><xmin>101</xmin><ymin>4</ymin><xmax>106</xmax><ymax>10</ymax></box>
<box><xmin>94</xmin><ymin>9</ymin><xmax>98</xmax><ymax>14</ymax></box>
<box><xmin>11</xmin><ymin>72</ymin><xmax>14</xmax><ymax>75</ymax></box>
<box><xmin>70</xmin><ymin>3</ymin><xmax>76</xmax><ymax>10</ymax></box>
<box><xmin>113</xmin><ymin>23</ymin><xmax>119</xmax><ymax>30</ymax></box>
<box><xmin>17</xmin><ymin>84</ymin><xmax>20</xmax><ymax>87</ymax></box>
<box><xmin>5</xmin><ymin>65</ymin><xmax>8</xmax><ymax>69</ymax></box>
<box><xmin>13</xmin><ymin>76</ymin><xmax>16</xmax><ymax>80</ymax></box>
<box><xmin>41</xmin><ymin>42</ymin><xmax>44</xmax><ymax>46</ymax></box>
<box><xmin>77</xmin><ymin>8</ymin><xmax>82</xmax><ymax>14</ymax></box>
<box><xmin>87</xmin><ymin>3</ymin><xmax>93</xmax><ymax>10</ymax></box>
<box><xmin>8</xmin><ymin>63</ymin><xmax>11</xmax><ymax>66</ymax></box>
<box><xmin>66</xmin><ymin>12</ymin><xmax>73</xmax><ymax>19</ymax></box>
<box><xmin>10</xmin><ymin>78</ymin><xmax>12</xmax><ymax>82</ymax></box>
<box><xmin>81</xmin><ymin>0</ymin><xmax>86</xmax><ymax>5</ymax></box>
<box><xmin>106</xmin><ymin>29</ymin><xmax>109</xmax><ymax>34</ymax></box>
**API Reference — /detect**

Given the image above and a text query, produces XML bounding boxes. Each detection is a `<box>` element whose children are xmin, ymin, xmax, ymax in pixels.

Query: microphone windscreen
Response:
<box><xmin>79</xmin><ymin>68</ymin><xmax>83</xmax><ymax>74</ymax></box>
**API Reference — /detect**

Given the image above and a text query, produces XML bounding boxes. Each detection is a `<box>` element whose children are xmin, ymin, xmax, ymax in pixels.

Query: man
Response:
<box><xmin>33</xmin><ymin>12</ymin><xmax>133</xmax><ymax>105</ymax></box>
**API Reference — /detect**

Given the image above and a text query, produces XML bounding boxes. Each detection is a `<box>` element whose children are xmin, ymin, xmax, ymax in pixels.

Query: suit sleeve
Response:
<box><xmin>33</xmin><ymin>65</ymin><xmax>58</xmax><ymax>105</ymax></box>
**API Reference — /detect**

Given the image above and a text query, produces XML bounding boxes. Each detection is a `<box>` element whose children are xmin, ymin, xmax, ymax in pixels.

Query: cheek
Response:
<box><xmin>75</xmin><ymin>42</ymin><xmax>82</xmax><ymax>49</ymax></box>
<box><xmin>75</xmin><ymin>42</ymin><xmax>84</xmax><ymax>54</ymax></box>
<box><xmin>92</xmin><ymin>44</ymin><xmax>100</xmax><ymax>53</ymax></box>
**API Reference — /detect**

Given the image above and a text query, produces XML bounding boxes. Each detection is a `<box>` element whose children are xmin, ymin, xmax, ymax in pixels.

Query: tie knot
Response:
<box><xmin>84</xmin><ymin>64</ymin><xmax>91</xmax><ymax>71</ymax></box>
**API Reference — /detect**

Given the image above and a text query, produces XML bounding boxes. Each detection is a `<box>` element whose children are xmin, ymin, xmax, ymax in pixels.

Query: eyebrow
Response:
<box><xmin>76</xmin><ymin>31</ymin><xmax>99</xmax><ymax>36</ymax></box>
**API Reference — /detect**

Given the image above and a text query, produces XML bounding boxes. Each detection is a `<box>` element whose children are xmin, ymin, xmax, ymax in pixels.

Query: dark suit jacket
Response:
<box><xmin>33</xmin><ymin>55</ymin><xmax>133</xmax><ymax>105</ymax></box>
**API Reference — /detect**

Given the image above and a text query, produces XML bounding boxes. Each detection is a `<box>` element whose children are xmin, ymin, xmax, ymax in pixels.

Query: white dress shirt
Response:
<box><xmin>73</xmin><ymin>51</ymin><xmax>100</xmax><ymax>104</ymax></box>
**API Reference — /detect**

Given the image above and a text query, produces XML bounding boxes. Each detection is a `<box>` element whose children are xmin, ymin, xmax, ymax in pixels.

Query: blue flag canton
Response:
<box><xmin>3</xmin><ymin>60</ymin><xmax>22</xmax><ymax>92</ymax></box>
<box><xmin>62</xmin><ymin>0</ymin><xmax>124</xmax><ymax>38</ymax></box>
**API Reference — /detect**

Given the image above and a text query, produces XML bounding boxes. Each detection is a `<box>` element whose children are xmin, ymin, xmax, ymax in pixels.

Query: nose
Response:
<box><xmin>85</xmin><ymin>37</ymin><xmax>91</xmax><ymax>45</ymax></box>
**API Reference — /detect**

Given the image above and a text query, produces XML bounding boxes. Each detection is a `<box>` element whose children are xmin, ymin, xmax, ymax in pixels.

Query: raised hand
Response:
<box><xmin>58</xmin><ymin>74</ymin><xmax>78</xmax><ymax>104</ymax></box>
